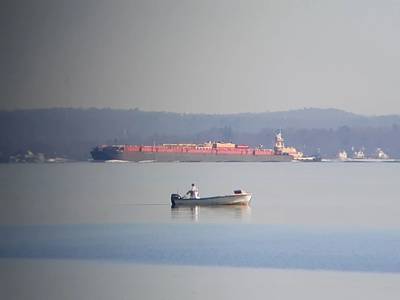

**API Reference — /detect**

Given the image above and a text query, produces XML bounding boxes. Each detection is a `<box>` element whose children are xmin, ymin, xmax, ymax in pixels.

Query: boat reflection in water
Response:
<box><xmin>170</xmin><ymin>205</ymin><xmax>251</xmax><ymax>222</ymax></box>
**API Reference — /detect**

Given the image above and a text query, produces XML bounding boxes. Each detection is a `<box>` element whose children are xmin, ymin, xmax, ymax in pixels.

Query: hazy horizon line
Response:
<box><xmin>2</xmin><ymin>106</ymin><xmax>399</xmax><ymax>118</ymax></box>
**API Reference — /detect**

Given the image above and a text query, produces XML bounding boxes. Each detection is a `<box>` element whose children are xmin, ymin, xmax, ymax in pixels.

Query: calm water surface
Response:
<box><xmin>1</xmin><ymin>162</ymin><xmax>399</xmax><ymax>226</ymax></box>
<box><xmin>1</xmin><ymin>162</ymin><xmax>400</xmax><ymax>299</ymax></box>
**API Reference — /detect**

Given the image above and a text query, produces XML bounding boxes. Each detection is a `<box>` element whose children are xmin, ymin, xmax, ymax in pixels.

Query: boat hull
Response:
<box><xmin>91</xmin><ymin>148</ymin><xmax>291</xmax><ymax>162</ymax></box>
<box><xmin>171</xmin><ymin>193</ymin><xmax>252</xmax><ymax>207</ymax></box>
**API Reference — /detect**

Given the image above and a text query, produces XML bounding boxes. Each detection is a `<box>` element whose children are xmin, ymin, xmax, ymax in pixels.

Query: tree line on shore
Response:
<box><xmin>1</xmin><ymin>108</ymin><xmax>400</xmax><ymax>162</ymax></box>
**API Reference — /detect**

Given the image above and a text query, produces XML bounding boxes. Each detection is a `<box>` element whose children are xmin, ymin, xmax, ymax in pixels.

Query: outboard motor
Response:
<box><xmin>171</xmin><ymin>194</ymin><xmax>181</xmax><ymax>207</ymax></box>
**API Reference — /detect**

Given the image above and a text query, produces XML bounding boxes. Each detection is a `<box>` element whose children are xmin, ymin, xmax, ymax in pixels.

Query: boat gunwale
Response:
<box><xmin>179</xmin><ymin>193</ymin><xmax>251</xmax><ymax>202</ymax></box>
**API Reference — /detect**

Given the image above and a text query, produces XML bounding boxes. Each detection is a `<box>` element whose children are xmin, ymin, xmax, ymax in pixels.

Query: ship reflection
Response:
<box><xmin>170</xmin><ymin>205</ymin><xmax>251</xmax><ymax>222</ymax></box>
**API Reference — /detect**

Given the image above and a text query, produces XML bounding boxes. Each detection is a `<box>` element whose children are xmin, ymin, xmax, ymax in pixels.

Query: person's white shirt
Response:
<box><xmin>188</xmin><ymin>184</ymin><xmax>199</xmax><ymax>199</ymax></box>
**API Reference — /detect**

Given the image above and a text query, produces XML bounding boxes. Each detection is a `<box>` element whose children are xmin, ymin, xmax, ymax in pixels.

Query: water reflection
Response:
<box><xmin>170</xmin><ymin>205</ymin><xmax>251</xmax><ymax>222</ymax></box>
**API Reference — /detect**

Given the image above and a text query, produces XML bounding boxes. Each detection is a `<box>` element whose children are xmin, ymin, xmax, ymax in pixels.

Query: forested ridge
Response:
<box><xmin>1</xmin><ymin>108</ymin><xmax>400</xmax><ymax>161</ymax></box>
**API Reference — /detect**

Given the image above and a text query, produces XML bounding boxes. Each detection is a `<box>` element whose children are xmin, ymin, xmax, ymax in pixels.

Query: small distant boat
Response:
<box><xmin>295</xmin><ymin>155</ymin><xmax>322</xmax><ymax>162</ymax></box>
<box><xmin>352</xmin><ymin>149</ymin><xmax>366</xmax><ymax>160</ymax></box>
<box><xmin>343</xmin><ymin>147</ymin><xmax>394</xmax><ymax>162</ymax></box>
<box><xmin>171</xmin><ymin>190</ymin><xmax>252</xmax><ymax>207</ymax></box>
<box><xmin>337</xmin><ymin>150</ymin><xmax>348</xmax><ymax>161</ymax></box>
<box><xmin>375</xmin><ymin>148</ymin><xmax>389</xmax><ymax>160</ymax></box>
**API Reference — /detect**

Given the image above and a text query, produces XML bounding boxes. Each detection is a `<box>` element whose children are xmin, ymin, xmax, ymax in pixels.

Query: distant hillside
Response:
<box><xmin>1</xmin><ymin>108</ymin><xmax>400</xmax><ymax>161</ymax></box>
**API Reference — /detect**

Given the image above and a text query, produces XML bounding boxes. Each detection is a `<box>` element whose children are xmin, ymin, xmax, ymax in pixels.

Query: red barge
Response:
<box><xmin>90</xmin><ymin>132</ymin><xmax>301</xmax><ymax>162</ymax></box>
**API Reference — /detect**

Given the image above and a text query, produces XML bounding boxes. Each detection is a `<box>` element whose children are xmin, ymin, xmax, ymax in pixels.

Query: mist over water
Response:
<box><xmin>1</xmin><ymin>223</ymin><xmax>400</xmax><ymax>273</ymax></box>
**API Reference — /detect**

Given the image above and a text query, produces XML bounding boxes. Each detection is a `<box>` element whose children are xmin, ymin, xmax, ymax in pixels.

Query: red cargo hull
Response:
<box><xmin>91</xmin><ymin>144</ymin><xmax>292</xmax><ymax>162</ymax></box>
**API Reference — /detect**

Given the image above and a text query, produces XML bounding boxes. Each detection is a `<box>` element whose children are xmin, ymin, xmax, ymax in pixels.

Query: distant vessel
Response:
<box><xmin>375</xmin><ymin>148</ymin><xmax>389</xmax><ymax>160</ymax></box>
<box><xmin>297</xmin><ymin>148</ymin><xmax>322</xmax><ymax>162</ymax></box>
<box><xmin>352</xmin><ymin>149</ymin><xmax>366</xmax><ymax>160</ymax></box>
<box><xmin>337</xmin><ymin>150</ymin><xmax>348</xmax><ymax>161</ymax></box>
<box><xmin>342</xmin><ymin>147</ymin><xmax>393</xmax><ymax>162</ymax></box>
<box><xmin>91</xmin><ymin>132</ymin><xmax>302</xmax><ymax>162</ymax></box>
<box><xmin>295</xmin><ymin>151</ymin><xmax>322</xmax><ymax>162</ymax></box>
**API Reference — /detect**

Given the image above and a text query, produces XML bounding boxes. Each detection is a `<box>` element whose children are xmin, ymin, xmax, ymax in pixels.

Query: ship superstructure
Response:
<box><xmin>274</xmin><ymin>132</ymin><xmax>304</xmax><ymax>159</ymax></box>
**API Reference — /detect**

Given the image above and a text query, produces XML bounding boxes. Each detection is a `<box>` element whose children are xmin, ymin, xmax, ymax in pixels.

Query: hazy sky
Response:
<box><xmin>1</xmin><ymin>0</ymin><xmax>400</xmax><ymax>114</ymax></box>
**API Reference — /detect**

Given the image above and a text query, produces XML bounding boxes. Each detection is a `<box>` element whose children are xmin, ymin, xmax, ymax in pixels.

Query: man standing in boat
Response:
<box><xmin>186</xmin><ymin>183</ymin><xmax>199</xmax><ymax>199</ymax></box>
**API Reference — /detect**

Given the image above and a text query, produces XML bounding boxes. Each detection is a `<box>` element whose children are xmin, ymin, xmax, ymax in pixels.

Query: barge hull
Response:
<box><xmin>91</xmin><ymin>149</ymin><xmax>291</xmax><ymax>162</ymax></box>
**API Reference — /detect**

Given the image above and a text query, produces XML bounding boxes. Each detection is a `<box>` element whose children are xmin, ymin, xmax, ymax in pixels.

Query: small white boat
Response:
<box><xmin>171</xmin><ymin>190</ymin><xmax>252</xmax><ymax>207</ymax></box>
